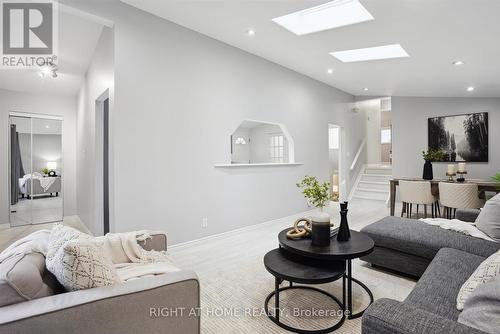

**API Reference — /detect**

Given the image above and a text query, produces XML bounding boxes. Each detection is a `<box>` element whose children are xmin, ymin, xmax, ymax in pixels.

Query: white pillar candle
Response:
<box><xmin>458</xmin><ymin>163</ymin><xmax>466</xmax><ymax>172</ymax></box>
<box><xmin>447</xmin><ymin>164</ymin><xmax>456</xmax><ymax>174</ymax></box>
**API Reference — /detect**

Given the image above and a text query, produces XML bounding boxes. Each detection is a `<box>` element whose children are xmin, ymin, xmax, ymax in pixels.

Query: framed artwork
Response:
<box><xmin>428</xmin><ymin>112</ymin><xmax>488</xmax><ymax>162</ymax></box>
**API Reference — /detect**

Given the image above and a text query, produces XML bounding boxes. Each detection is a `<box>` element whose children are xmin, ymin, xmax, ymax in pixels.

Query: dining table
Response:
<box><xmin>389</xmin><ymin>177</ymin><xmax>499</xmax><ymax>216</ymax></box>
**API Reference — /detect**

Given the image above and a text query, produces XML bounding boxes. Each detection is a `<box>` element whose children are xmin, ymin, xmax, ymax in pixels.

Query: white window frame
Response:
<box><xmin>269</xmin><ymin>134</ymin><xmax>284</xmax><ymax>163</ymax></box>
<box><xmin>381</xmin><ymin>127</ymin><xmax>392</xmax><ymax>144</ymax></box>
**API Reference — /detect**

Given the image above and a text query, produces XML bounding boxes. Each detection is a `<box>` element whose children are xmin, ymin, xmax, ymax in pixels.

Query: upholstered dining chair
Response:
<box><xmin>399</xmin><ymin>180</ymin><xmax>437</xmax><ymax>218</ymax></box>
<box><xmin>438</xmin><ymin>182</ymin><xmax>485</xmax><ymax>219</ymax></box>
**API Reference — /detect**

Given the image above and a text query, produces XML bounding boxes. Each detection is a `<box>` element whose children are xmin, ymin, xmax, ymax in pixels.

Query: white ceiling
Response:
<box><xmin>0</xmin><ymin>11</ymin><xmax>104</xmax><ymax>96</ymax></box>
<box><xmin>121</xmin><ymin>0</ymin><xmax>500</xmax><ymax>98</ymax></box>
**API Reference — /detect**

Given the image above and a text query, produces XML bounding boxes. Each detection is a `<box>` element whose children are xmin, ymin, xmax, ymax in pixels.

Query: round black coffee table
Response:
<box><xmin>263</xmin><ymin>248</ymin><xmax>346</xmax><ymax>333</ymax></box>
<box><xmin>278</xmin><ymin>229</ymin><xmax>375</xmax><ymax>319</ymax></box>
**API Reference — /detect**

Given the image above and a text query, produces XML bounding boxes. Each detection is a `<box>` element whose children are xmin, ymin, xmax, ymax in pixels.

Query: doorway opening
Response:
<box><xmin>95</xmin><ymin>91</ymin><xmax>110</xmax><ymax>234</ymax></box>
<box><xmin>328</xmin><ymin>124</ymin><xmax>344</xmax><ymax>202</ymax></box>
<box><xmin>380</xmin><ymin>97</ymin><xmax>392</xmax><ymax>164</ymax></box>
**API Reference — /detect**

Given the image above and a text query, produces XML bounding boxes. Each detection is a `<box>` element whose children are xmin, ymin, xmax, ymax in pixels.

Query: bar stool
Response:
<box><xmin>438</xmin><ymin>182</ymin><xmax>484</xmax><ymax>219</ymax></box>
<box><xmin>400</xmin><ymin>181</ymin><xmax>437</xmax><ymax>218</ymax></box>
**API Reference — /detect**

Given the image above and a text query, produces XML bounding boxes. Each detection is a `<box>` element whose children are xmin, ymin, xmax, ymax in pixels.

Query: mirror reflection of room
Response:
<box><xmin>10</xmin><ymin>116</ymin><xmax>63</xmax><ymax>226</ymax></box>
<box><xmin>329</xmin><ymin>125</ymin><xmax>340</xmax><ymax>202</ymax></box>
<box><xmin>231</xmin><ymin>120</ymin><xmax>289</xmax><ymax>164</ymax></box>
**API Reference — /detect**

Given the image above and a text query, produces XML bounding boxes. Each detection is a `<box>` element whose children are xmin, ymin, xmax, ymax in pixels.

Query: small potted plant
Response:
<box><xmin>492</xmin><ymin>173</ymin><xmax>500</xmax><ymax>189</ymax></box>
<box><xmin>41</xmin><ymin>167</ymin><xmax>50</xmax><ymax>177</ymax></box>
<box><xmin>297</xmin><ymin>176</ymin><xmax>331</xmax><ymax>246</ymax></box>
<box><xmin>422</xmin><ymin>149</ymin><xmax>444</xmax><ymax>180</ymax></box>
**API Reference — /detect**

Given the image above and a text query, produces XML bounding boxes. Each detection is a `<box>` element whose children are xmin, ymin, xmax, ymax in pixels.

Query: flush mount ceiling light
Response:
<box><xmin>235</xmin><ymin>137</ymin><xmax>247</xmax><ymax>145</ymax></box>
<box><xmin>467</xmin><ymin>86</ymin><xmax>475</xmax><ymax>92</ymax></box>
<box><xmin>453</xmin><ymin>60</ymin><xmax>465</xmax><ymax>66</ymax></box>
<box><xmin>247</xmin><ymin>29</ymin><xmax>255</xmax><ymax>36</ymax></box>
<box><xmin>38</xmin><ymin>62</ymin><xmax>58</xmax><ymax>78</ymax></box>
<box><xmin>363</xmin><ymin>87</ymin><xmax>369</xmax><ymax>91</ymax></box>
<box><xmin>327</xmin><ymin>68</ymin><xmax>334</xmax><ymax>74</ymax></box>
<box><xmin>272</xmin><ymin>0</ymin><xmax>374</xmax><ymax>36</ymax></box>
<box><xmin>330</xmin><ymin>44</ymin><xmax>409</xmax><ymax>62</ymax></box>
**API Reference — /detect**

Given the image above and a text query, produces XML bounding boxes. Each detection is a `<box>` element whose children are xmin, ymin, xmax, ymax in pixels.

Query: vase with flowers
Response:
<box><xmin>296</xmin><ymin>176</ymin><xmax>331</xmax><ymax>246</ymax></box>
<box><xmin>421</xmin><ymin>149</ymin><xmax>444</xmax><ymax>180</ymax></box>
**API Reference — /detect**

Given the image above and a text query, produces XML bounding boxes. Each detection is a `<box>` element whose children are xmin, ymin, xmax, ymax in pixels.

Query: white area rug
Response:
<box><xmin>170</xmin><ymin>200</ymin><xmax>416</xmax><ymax>333</ymax></box>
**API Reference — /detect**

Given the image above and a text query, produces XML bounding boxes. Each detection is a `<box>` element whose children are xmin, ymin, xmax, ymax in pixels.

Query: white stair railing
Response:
<box><xmin>350</xmin><ymin>139</ymin><xmax>366</xmax><ymax>171</ymax></box>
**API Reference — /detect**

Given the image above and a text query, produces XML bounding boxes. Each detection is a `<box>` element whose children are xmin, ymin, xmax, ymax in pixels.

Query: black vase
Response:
<box><xmin>311</xmin><ymin>221</ymin><xmax>331</xmax><ymax>246</ymax></box>
<box><xmin>337</xmin><ymin>202</ymin><xmax>351</xmax><ymax>242</ymax></box>
<box><xmin>423</xmin><ymin>160</ymin><xmax>433</xmax><ymax>180</ymax></box>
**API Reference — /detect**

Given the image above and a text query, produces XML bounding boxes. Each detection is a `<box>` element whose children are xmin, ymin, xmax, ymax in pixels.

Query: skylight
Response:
<box><xmin>330</xmin><ymin>44</ymin><xmax>409</xmax><ymax>62</ymax></box>
<box><xmin>272</xmin><ymin>0</ymin><xmax>374</xmax><ymax>36</ymax></box>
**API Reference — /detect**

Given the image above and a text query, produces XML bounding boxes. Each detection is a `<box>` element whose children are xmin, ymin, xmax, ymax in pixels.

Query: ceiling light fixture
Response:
<box><xmin>363</xmin><ymin>87</ymin><xmax>369</xmax><ymax>91</ymax></box>
<box><xmin>247</xmin><ymin>29</ymin><xmax>255</xmax><ymax>36</ymax></box>
<box><xmin>330</xmin><ymin>44</ymin><xmax>409</xmax><ymax>62</ymax></box>
<box><xmin>467</xmin><ymin>86</ymin><xmax>475</xmax><ymax>92</ymax></box>
<box><xmin>327</xmin><ymin>68</ymin><xmax>334</xmax><ymax>74</ymax></box>
<box><xmin>453</xmin><ymin>60</ymin><xmax>465</xmax><ymax>66</ymax></box>
<box><xmin>38</xmin><ymin>62</ymin><xmax>58</xmax><ymax>78</ymax></box>
<box><xmin>272</xmin><ymin>0</ymin><xmax>374</xmax><ymax>36</ymax></box>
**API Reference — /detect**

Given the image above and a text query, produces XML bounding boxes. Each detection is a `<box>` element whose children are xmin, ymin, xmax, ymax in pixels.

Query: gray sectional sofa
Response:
<box><xmin>360</xmin><ymin>210</ymin><xmax>500</xmax><ymax>334</ymax></box>
<box><xmin>0</xmin><ymin>234</ymin><xmax>200</xmax><ymax>334</ymax></box>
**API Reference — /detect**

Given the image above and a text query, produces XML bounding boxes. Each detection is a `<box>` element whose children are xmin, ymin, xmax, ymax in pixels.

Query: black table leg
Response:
<box><xmin>342</xmin><ymin>273</ymin><xmax>346</xmax><ymax>312</ymax></box>
<box><xmin>275</xmin><ymin>277</ymin><xmax>280</xmax><ymax>322</ymax></box>
<box><xmin>265</xmin><ymin>285</ymin><xmax>345</xmax><ymax>333</ymax></box>
<box><xmin>347</xmin><ymin>260</ymin><xmax>352</xmax><ymax>317</ymax></box>
<box><xmin>345</xmin><ymin>259</ymin><xmax>374</xmax><ymax>320</ymax></box>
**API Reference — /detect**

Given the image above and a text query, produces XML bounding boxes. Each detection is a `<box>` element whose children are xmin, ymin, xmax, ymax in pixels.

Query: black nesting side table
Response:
<box><xmin>278</xmin><ymin>229</ymin><xmax>375</xmax><ymax>319</ymax></box>
<box><xmin>263</xmin><ymin>248</ymin><xmax>346</xmax><ymax>333</ymax></box>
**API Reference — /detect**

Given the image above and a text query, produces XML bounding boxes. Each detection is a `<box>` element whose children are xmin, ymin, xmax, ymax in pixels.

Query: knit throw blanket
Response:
<box><xmin>419</xmin><ymin>218</ymin><xmax>498</xmax><ymax>243</ymax></box>
<box><xmin>95</xmin><ymin>231</ymin><xmax>180</xmax><ymax>281</ymax></box>
<box><xmin>0</xmin><ymin>228</ymin><xmax>179</xmax><ymax>282</ymax></box>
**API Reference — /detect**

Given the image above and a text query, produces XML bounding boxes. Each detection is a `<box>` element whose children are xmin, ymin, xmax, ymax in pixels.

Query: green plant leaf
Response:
<box><xmin>296</xmin><ymin>175</ymin><xmax>331</xmax><ymax>209</ymax></box>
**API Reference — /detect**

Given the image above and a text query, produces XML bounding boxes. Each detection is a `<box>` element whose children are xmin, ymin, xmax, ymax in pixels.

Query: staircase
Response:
<box><xmin>351</xmin><ymin>165</ymin><xmax>392</xmax><ymax>201</ymax></box>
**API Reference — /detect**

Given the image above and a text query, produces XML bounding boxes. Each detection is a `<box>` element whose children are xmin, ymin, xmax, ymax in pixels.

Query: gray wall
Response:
<box><xmin>65</xmin><ymin>0</ymin><xmax>366</xmax><ymax>244</ymax></box>
<box><xmin>392</xmin><ymin>97</ymin><xmax>500</xmax><ymax>180</ymax></box>
<box><xmin>77</xmin><ymin>26</ymin><xmax>114</xmax><ymax>236</ymax></box>
<box><xmin>0</xmin><ymin>89</ymin><xmax>77</xmax><ymax>223</ymax></box>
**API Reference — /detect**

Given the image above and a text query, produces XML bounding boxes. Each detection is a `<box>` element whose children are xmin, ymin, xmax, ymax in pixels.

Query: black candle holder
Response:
<box><xmin>457</xmin><ymin>171</ymin><xmax>467</xmax><ymax>183</ymax></box>
<box><xmin>337</xmin><ymin>201</ymin><xmax>351</xmax><ymax>242</ymax></box>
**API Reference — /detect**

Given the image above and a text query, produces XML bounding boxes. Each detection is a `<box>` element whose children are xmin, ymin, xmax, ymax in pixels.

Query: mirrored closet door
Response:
<box><xmin>10</xmin><ymin>115</ymin><xmax>63</xmax><ymax>226</ymax></box>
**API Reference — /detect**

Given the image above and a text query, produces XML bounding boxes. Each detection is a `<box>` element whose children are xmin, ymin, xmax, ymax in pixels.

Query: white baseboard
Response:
<box><xmin>169</xmin><ymin>209</ymin><xmax>315</xmax><ymax>250</ymax></box>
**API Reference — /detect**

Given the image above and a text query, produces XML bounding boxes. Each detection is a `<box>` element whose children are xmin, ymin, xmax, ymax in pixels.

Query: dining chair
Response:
<box><xmin>438</xmin><ymin>182</ymin><xmax>485</xmax><ymax>219</ymax></box>
<box><xmin>400</xmin><ymin>180</ymin><xmax>437</xmax><ymax>218</ymax></box>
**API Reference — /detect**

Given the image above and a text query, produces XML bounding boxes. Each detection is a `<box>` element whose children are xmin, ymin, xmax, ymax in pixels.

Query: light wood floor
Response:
<box><xmin>0</xmin><ymin>215</ymin><xmax>90</xmax><ymax>252</ymax></box>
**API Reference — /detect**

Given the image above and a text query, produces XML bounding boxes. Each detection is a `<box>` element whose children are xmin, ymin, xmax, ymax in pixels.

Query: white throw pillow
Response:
<box><xmin>457</xmin><ymin>249</ymin><xmax>500</xmax><ymax>310</ymax></box>
<box><xmin>475</xmin><ymin>193</ymin><xmax>500</xmax><ymax>242</ymax></box>
<box><xmin>46</xmin><ymin>224</ymin><xmax>91</xmax><ymax>265</ymax></box>
<box><xmin>46</xmin><ymin>225</ymin><xmax>120</xmax><ymax>291</ymax></box>
<box><xmin>54</xmin><ymin>239</ymin><xmax>120</xmax><ymax>291</ymax></box>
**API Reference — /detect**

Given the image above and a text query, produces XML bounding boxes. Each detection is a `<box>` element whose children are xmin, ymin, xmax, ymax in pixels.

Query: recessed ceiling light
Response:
<box><xmin>247</xmin><ymin>29</ymin><xmax>255</xmax><ymax>36</ymax></box>
<box><xmin>327</xmin><ymin>68</ymin><xmax>334</xmax><ymax>74</ymax></box>
<box><xmin>45</xmin><ymin>125</ymin><xmax>49</xmax><ymax>129</ymax></box>
<box><xmin>453</xmin><ymin>60</ymin><xmax>465</xmax><ymax>66</ymax></box>
<box><xmin>467</xmin><ymin>86</ymin><xmax>475</xmax><ymax>92</ymax></box>
<box><xmin>363</xmin><ymin>87</ymin><xmax>369</xmax><ymax>91</ymax></box>
<box><xmin>330</xmin><ymin>44</ymin><xmax>409</xmax><ymax>62</ymax></box>
<box><xmin>272</xmin><ymin>0</ymin><xmax>374</xmax><ymax>36</ymax></box>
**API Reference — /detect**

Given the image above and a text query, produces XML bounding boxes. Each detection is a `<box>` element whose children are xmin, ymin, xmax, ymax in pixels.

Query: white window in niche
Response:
<box><xmin>270</xmin><ymin>134</ymin><xmax>284</xmax><ymax>163</ymax></box>
<box><xmin>381</xmin><ymin>128</ymin><xmax>392</xmax><ymax>144</ymax></box>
